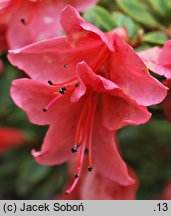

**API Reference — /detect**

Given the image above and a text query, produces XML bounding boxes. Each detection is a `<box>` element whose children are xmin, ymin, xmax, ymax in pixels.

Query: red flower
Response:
<box><xmin>9</xmin><ymin>6</ymin><xmax>167</xmax><ymax>194</ymax></box>
<box><xmin>0</xmin><ymin>127</ymin><xmax>25</xmax><ymax>153</ymax></box>
<box><xmin>0</xmin><ymin>0</ymin><xmax>99</xmax><ymax>50</ymax></box>
<box><xmin>138</xmin><ymin>40</ymin><xmax>171</xmax><ymax>79</ymax></box>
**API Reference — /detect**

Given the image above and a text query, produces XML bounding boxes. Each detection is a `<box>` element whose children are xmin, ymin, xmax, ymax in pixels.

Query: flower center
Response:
<box><xmin>65</xmin><ymin>93</ymin><xmax>98</xmax><ymax>195</ymax></box>
<box><xmin>42</xmin><ymin>76</ymin><xmax>78</xmax><ymax>112</ymax></box>
<box><xmin>41</xmin><ymin>67</ymin><xmax>98</xmax><ymax>194</ymax></box>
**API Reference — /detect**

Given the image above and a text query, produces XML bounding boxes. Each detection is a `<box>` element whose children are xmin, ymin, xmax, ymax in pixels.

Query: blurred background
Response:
<box><xmin>0</xmin><ymin>0</ymin><xmax>171</xmax><ymax>199</ymax></box>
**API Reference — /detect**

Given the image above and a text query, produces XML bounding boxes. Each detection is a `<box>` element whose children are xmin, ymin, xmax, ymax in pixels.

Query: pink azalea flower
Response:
<box><xmin>0</xmin><ymin>0</ymin><xmax>99</xmax><ymax>50</ymax></box>
<box><xmin>138</xmin><ymin>40</ymin><xmax>171</xmax><ymax>79</ymax></box>
<box><xmin>56</xmin><ymin>162</ymin><xmax>138</xmax><ymax>200</ymax></box>
<box><xmin>0</xmin><ymin>127</ymin><xmax>25</xmax><ymax>153</ymax></box>
<box><xmin>9</xmin><ymin>6</ymin><xmax>167</xmax><ymax>194</ymax></box>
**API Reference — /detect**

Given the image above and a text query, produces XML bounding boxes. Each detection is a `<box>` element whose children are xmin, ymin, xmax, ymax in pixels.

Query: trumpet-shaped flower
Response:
<box><xmin>9</xmin><ymin>6</ymin><xmax>167</xmax><ymax>194</ymax></box>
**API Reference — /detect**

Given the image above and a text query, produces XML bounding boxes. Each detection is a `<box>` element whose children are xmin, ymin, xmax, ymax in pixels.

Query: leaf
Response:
<box><xmin>142</xmin><ymin>31</ymin><xmax>168</xmax><ymax>45</ymax></box>
<box><xmin>116</xmin><ymin>0</ymin><xmax>160</xmax><ymax>28</ymax></box>
<box><xmin>147</xmin><ymin>0</ymin><xmax>171</xmax><ymax>17</ymax></box>
<box><xmin>112</xmin><ymin>11</ymin><xmax>140</xmax><ymax>39</ymax></box>
<box><xmin>17</xmin><ymin>156</ymin><xmax>52</xmax><ymax>195</ymax></box>
<box><xmin>83</xmin><ymin>6</ymin><xmax>117</xmax><ymax>31</ymax></box>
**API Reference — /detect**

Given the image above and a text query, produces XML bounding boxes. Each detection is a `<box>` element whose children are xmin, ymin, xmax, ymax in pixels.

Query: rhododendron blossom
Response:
<box><xmin>0</xmin><ymin>0</ymin><xmax>98</xmax><ymax>49</ymax></box>
<box><xmin>9</xmin><ymin>6</ymin><xmax>167</xmax><ymax>194</ymax></box>
<box><xmin>0</xmin><ymin>127</ymin><xmax>25</xmax><ymax>153</ymax></box>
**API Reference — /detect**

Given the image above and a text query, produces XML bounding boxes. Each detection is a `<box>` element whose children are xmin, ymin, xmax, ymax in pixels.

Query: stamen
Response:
<box><xmin>88</xmin><ymin>166</ymin><xmax>93</xmax><ymax>172</ymax></box>
<box><xmin>74</xmin><ymin>173</ymin><xmax>79</xmax><ymax>178</ymax></box>
<box><xmin>42</xmin><ymin>107</ymin><xmax>47</xmax><ymax>112</ymax></box>
<box><xmin>48</xmin><ymin>80</ymin><xmax>53</xmax><ymax>85</ymax></box>
<box><xmin>87</xmin><ymin>95</ymin><xmax>98</xmax><ymax>171</ymax></box>
<box><xmin>42</xmin><ymin>94</ymin><xmax>63</xmax><ymax>111</ymax></box>
<box><xmin>65</xmin><ymin>139</ymin><xmax>87</xmax><ymax>195</ymax></box>
<box><xmin>71</xmin><ymin>144</ymin><xmax>80</xmax><ymax>153</ymax></box>
<box><xmin>58</xmin><ymin>87</ymin><xmax>66</xmax><ymax>94</ymax></box>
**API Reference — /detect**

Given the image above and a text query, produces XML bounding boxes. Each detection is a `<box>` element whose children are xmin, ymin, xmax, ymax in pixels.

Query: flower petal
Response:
<box><xmin>92</xmin><ymin>116</ymin><xmax>134</xmax><ymax>185</ymax></box>
<box><xmin>67</xmin><ymin>0</ymin><xmax>99</xmax><ymax>12</ymax></box>
<box><xmin>138</xmin><ymin>46</ymin><xmax>162</xmax><ymax>73</ymax></box>
<box><xmin>32</xmin><ymin>99</ymin><xmax>83</xmax><ymax>165</ymax></box>
<box><xmin>60</xmin><ymin>5</ymin><xmax>113</xmax><ymax>51</ymax></box>
<box><xmin>101</xmin><ymin>94</ymin><xmax>151</xmax><ymax>130</ymax></box>
<box><xmin>138</xmin><ymin>41</ymin><xmax>171</xmax><ymax>79</ymax></box>
<box><xmin>7</xmin><ymin>0</ymin><xmax>65</xmax><ymax>49</ymax></box>
<box><xmin>10</xmin><ymin>78</ymin><xmax>71</xmax><ymax>125</ymax></box>
<box><xmin>71</xmin><ymin>61</ymin><xmax>122</xmax><ymax>102</ymax></box>
<box><xmin>110</xmin><ymin>35</ymin><xmax>167</xmax><ymax>106</ymax></box>
<box><xmin>80</xmin><ymin>166</ymin><xmax>138</xmax><ymax>200</ymax></box>
<box><xmin>8</xmin><ymin>36</ymin><xmax>104</xmax><ymax>83</ymax></box>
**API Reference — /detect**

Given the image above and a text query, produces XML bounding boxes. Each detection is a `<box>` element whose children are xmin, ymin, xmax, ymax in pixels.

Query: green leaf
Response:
<box><xmin>148</xmin><ymin>0</ymin><xmax>171</xmax><ymax>17</ymax></box>
<box><xmin>17</xmin><ymin>156</ymin><xmax>52</xmax><ymax>195</ymax></box>
<box><xmin>142</xmin><ymin>31</ymin><xmax>168</xmax><ymax>45</ymax></box>
<box><xmin>112</xmin><ymin>11</ymin><xmax>140</xmax><ymax>39</ymax></box>
<box><xmin>116</xmin><ymin>0</ymin><xmax>160</xmax><ymax>28</ymax></box>
<box><xmin>83</xmin><ymin>6</ymin><xmax>117</xmax><ymax>31</ymax></box>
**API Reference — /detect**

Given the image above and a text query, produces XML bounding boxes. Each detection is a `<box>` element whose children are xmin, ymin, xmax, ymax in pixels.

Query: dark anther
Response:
<box><xmin>58</xmin><ymin>86</ymin><xmax>66</xmax><ymax>94</ymax></box>
<box><xmin>58</xmin><ymin>89</ymin><xmax>65</xmax><ymax>94</ymax></box>
<box><xmin>74</xmin><ymin>83</ymin><xmax>79</xmax><ymax>87</ymax></box>
<box><xmin>64</xmin><ymin>64</ymin><xmax>68</xmax><ymax>68</ymax></box>
<box><xmin>48</xmin><ymin>80</ymin><xmax>53</xmax><ymax>85</ymax></box>
<box><xmin>74</xmin><ymin>173</ymin><xmax>79</xmax><ymax>178</ymax></box>
<box><xmin>65</xmin><ymin>191</ymin><xmax>69</xmax><ymax>195</ymax></box>
<box><xmin>88</xmin><ymin>166</ymin><xmax>92</xmax><ymax>172</ymax></box>
<box><xmin>20</xmin><ymin>17</ymin><xmax>26</xmax><ymax>25</ymax></box>
<box><xmin>71</xmin><ymin>144</ymin><xmax>80</xmax><ymax>153</ymax></box>
<box><xmin>71</xmin><ymin>147</ymin><xmax>77</xmax><ymax>153</ymax></box>
<box><xmin>42</xmin><ymin>107</ymin><xmax>47</xmax><ymax>112</ymax></box>
<box><xmin>61</xmin><ymin>86</ymin><xmax>66</xmax><ymax>91</ymax></box>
